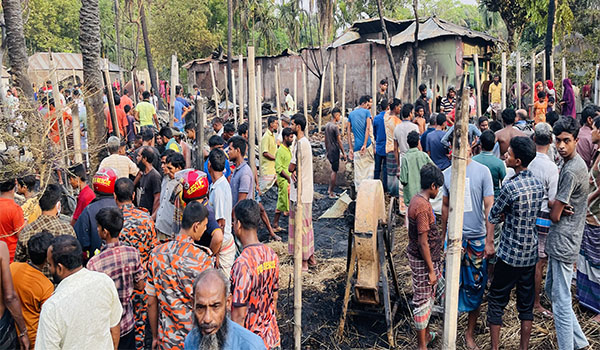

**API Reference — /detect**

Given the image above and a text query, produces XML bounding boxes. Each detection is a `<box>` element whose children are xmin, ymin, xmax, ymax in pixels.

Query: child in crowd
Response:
<box><xmin>533</xmin><ymin>91</ymin><xmax>548</xmax><ymax>125</ymax></box>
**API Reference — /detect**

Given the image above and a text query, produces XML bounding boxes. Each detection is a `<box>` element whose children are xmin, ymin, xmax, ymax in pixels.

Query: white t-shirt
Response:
<box><xmin>209</xmin><ymin>175</ymin><xmax>233</xmax><ymax>243</ymax></box>
<box><xmin>284</xmin><ymin>94</ymin><xmax>296</xmax><ymax>116</ymax></box>
<box><xmin>99</xmin><ymin>154</ymin><xmax>140</xmax><ymax>179</ymax></box>
<box><xmin>393</xmin><ymin>120</ymin><xmax>419</xmax><ymax>157</ymax></box>
<box><xmin>36</xmin><ymin>268</ymin><xmax>122</xmax><ymax>350</ymax></box>
<box><xmin>290</xmin><ymin>136</ymin><xmax>313</xmax><ymax>203</ymax></box>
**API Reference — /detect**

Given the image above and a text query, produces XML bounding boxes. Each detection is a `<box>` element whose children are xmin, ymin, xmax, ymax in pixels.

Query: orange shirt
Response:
<box><xmin>0</xmin><ymin>198</ymin><xmax>25</xmax><ymax>262</ymax></box>
<box><xmin>534</xmin><ymin>100</ymin><xmax>547</xmax><ymax>125</ymax></box>
<box><xmin>105</xmin><ymin>105</ymin><xmax>128</xmax><ymax>137</ymax></box>
<box><xmin>46</xmin><ymin>108</ymin><xmax>73</xmax><ymax>145</ymax></box>
<box><xmin>10</xmin><ymin>262</ymin><xmax>54</xmax><ymax>348</ymax></box>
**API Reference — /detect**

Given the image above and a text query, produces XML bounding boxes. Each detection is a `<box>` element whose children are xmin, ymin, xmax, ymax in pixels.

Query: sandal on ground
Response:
<box><xmin>427</xmin><ymin>331</ymin><xmax>436</xmax><ymax>346</ymax></box>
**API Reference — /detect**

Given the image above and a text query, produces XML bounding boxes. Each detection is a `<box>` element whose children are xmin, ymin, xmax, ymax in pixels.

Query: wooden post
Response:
<box><xmin>232</xmin><ymin>64</ymin><xmax>238</xmax><ymax>127</ymax></box>
<box><xmin>396</xmin><ymin>56</ymin><xmax>409</xmax><ymax>99</ymax></box>
<box><xmin>210</xmin><ymin>62</ymin><xmax>220</xmax><ymax>120</ymax></box>
<box><xmin>275</xmin><ymin>64</ymin><xmax>282</xmax><ymax>134</ymax></box>
<box><xmin>71</xmin><ymin>68</ymin><xmax>77</xmax><ymax>85</ymax></box>
<box><xmin>410</xmin><ymin>75</ymin><xmax>415</xmax><ymax>104</ymax></box>
<box><xmin>501</xmin><ymin>52</ymin><xmax>507</xmax><ymax>110</ymax></box>
<box><xmin>103</xmin><ymin>61</ymin><xmax>120</xmax><ymax>138</ymax></box>
<box><xmin>532</xmin><ymin>52</ymin><xmax>536</xmax><ymax>108</ymax></box>
<box><xmin>170</xmin><ymin>54</ymin><xmax>177</xmax><ymax>127</ymax></box>
<box><xmin>473</xmin><ymin>54</ymin><xmax>481</xmax><ymax>117</ymax></box>
<box><xmin>550</xmin><ymin>52</ymin><xmax>555</xmax><ymax>85</ymax></box>
<box><xmin>417</xmin><ymin>59</ymin><xmax>423</xmax><ymax>97</ymax></box>
<box><xmin>302</xmin><ymin>64</ymin><xmax>308</xmax><ymax>117</ymax></box>
<box><xmin>247</xmin><ymin>47</ymin><xmax>257</xmax><ymax>175</ymax></box>
<box><xmin>516</xmin><ymin>51</ymin><xmax>522</xmax><ymax>109</ymax></box>
<box><xmin>442</xmin><ymin>73</ymin><xmax>470</xmax><ymax>350</ymax></box>
<box><xmin>433</xmin><ymin>62</ymin><xmax>438</xmax><ymax>111</ymax></box>
<box><xmin>595</xmin><ymin>64</ymin><xmax>600</xmax><ymax>105</ymax></box>
<box><xmin>238</xmin><ymin>56</ymin><xmax>244</xmax><ymax>125</ymax></box>
<box><xmin>294</xmin><ymin>70</ymin><xmax>298</xmax><ymax>113</ymax></box>
<box><xmin>561</xmin><ymin>56</ymin><xmax>566</xmax><ymax>81</ymax></box>
<box><xmin>71</xmin><ymin>97</ymin><xmax>82</xmax><ymax>164</ymax></box>
<box><xmin>224</xmin><ymin>66</ymin><xmax>229</xmax><ymax>120</ymax></box>
<box><xmin>330</xmin><ymin>61</ymin><xmax>335</xmax><ymax>107</ymax></box>
<box><xmin>195</xmin><ymin>98</ymin><xmax>205</xmax><ymax>167</ymax></box>
<box><xmin>371</xmin><ymin>60</ymin><xmax>377</xmax><ymax>116</ymax></box>
<box><xmin>542</xmin><ymin>50</ymin><xmax>547</xmax><ymax>82</ymax></box>
<box><xmin>318</xmin><ymin>64</ymin><xmax>327</xmax><ymax>132</ymax></box>
<box><xmin>293</xmin><ymin>131</ymin><xmax>303</xmax><ymax>350</ymax></box>
<box><xmin>256</xmin><ymin>65</ymin><xmax>263</xmax><ymax>141</ymax></box>
<box><xmin>130</xmin><ymin>70</ymin><xmax>138</xmax><ymax>105</ymax></box>
<box><xmin>341</xmin><ymin>64</ymin><xmax>347</xmax><ymax>136</ymax></box>
<box><xmin>49</xmin><ymin>52</ymin><xmax>71</xmax><ymax>166</ymax></box>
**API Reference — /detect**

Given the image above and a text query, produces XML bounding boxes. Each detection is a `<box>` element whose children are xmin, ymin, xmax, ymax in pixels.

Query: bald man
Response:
<box><xmin>514</xmin><ymin>109</ymin><xmax>533</xmax><ymax>137</ymax></box>
<box><xmin>184</xmin><ymin>269</ymin><xmax>265</xmax><ymax>350</ymax></box>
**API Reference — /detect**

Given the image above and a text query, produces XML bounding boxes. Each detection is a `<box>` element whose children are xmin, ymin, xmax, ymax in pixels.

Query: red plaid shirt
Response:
<box><xmin>87</xmin><ymin>241</ymin><xmax>145</xmax><ymax>335</ymax></box>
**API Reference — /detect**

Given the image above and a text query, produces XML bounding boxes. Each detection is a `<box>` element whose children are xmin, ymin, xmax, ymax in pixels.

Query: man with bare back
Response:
<box><xmin>494</xmin><ymin>108</ymin><xmax>525</xmax><ymax>160</ymax></box>
<box><xmin>0</xmin><ymin>240</ymin><xmax>30</xmax><ymax>349</ymax></box>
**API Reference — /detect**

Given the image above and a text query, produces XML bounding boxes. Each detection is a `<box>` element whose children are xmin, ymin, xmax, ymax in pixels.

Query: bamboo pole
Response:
<box><xmin>474</xmin><ymin>54</ymin><xmax>481</xmax><ymax>117</ymax></box>
<box><xmin>170</xmin><ymin>54</ymin><xmax>177</xmax><ymax>127</ymax></box>
<box><xmin>247</xmin><ymin>47</ymin><xmax>257</xmax><ymax>175</ymax></box>
<box><xmin>275</xmin><ymin>64</ymin><xmax>282</xmax><ymax>134</ymax></box>
<box><xmin>238</xmin><ymin>56</ymin><xmax>244</xmax><ymax>125</ymax></box>
<box><xmin>516</xmin><ymin>51</ymin><xmax>522</xmax><ymax>109</ymax></box>
<box><xmin>550</xmin><ymin>52</ymin><xmax>555</xmax><ymax>85</ymax></box>
<box><xmin>103</xmin><ymin>61</ymin><xmax>120</xmax><ymax>139</ymax></box>
<box><xmin>396</xmin><ymin>56</ymin><xmax>409</xmax><ymax>99</ymax></box>
<box><xmin>371</xmin><ymin>60</ymin><xmax>377</xmax><ymax>116</ymax></box>
<box><xmin>501</xmin><ymin>52</ymin><xmax>507</xmax><ymax>110</ymax></box>
<box><xmin>417</xmin><ymin>59</ymin><xmax>423</xmax><ymax>98</ymax></box>
<box><xmin>532</xmin><ymin>52</ymin><xmax>536</xmax><ymax>108</ymax></box>
<box><xmin>232</xmin><ymin>64</ymin><xmax>237</xmax><ymax>127</ymax></box>
<box><xmin>210</xmin><ymin>62</ymin><xmax>219</xmax><ymax>120</ymax></box>
<box><xmin>71</xmin><ymin>94</ymin><xmax>82</xmax><ymax>164</ymax></box>
<box><xmin>195</xmin><ymin>98</ymin><xmax>205</xmax><ymax>168</ymax></box>
<box><xmin>341</xmin><ymin>64</ymin><xmax>347</xmax><ymax>136</ymax></box>
<box><xmin>256</xmin><ymin>65</ymin><xmax>262</xmax><ymax>141</ymax></box>
<box><xmin>595</xmin><ymin>64</ymin><xmax>600</xmax><ymax>105</ymax></box>
<box><xmin>302</xmin><ymin>64</ymin><xmax>308</xmax><ymax>117</ymax></box>
<box><xmin>49</xmin><ymin>53</ymin><xmax>71</xmax><ymax>166</ymax></box>
<box><xmin>442</xmin><ymin>72</ymin><xmax>470</xmax><ymax>349</ymax></box>
<box><xmin>433</xmin><ymin>62</ymin><xmax>438</xmax><ymax>112</ymax></box>
<box><xmin>224</xmin><ymin>66</ymin><xmax>229</xmax><ymax>120</ymax></box>
<box><xmin>562</xmin><ymin>57</ymin><xmax>567</xmax><ymax>81</ymax></box>
<box><xmin>318</xmin><ymin>64</ymin><xmax>327</xmax><ymax>132</ymax></box>
<box><xmin>293</xmin><ymin>132</ymin><xmax>303</xmax><ymax>350</ymax></box>
<box><xmin>294</xmin><ymin>70</ymin><xmax>298</xmax><ymax>113</ymax></box>
<box><xmin>542</xmin><ymin>50</ymin><xmax>547</xmax><ymax>82</ymax></box>
<box><xmin>330</xmin><ymin>61</ymin><xmax>335</xmax><ymax>107</ymax></box>
<box><xmin>72</xmin><ymin>69</ymin><xmax>77</xmax><ymax>85</ymax></box>
<box><xmin>130</xmin><ymin>70</ymin><xmax>138</xmax><ymax>105</ymax></box>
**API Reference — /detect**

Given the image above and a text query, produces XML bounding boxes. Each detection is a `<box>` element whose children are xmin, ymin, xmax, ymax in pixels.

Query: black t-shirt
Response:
<box><xmin>324</xmin><ymin>122</ymin><xmax>340</xmax><ymax>161</ymax></box>
<box><xmin>139</xmin><ymin>168</ymin><xmax>162</xmax><ymax>214</ymax></box>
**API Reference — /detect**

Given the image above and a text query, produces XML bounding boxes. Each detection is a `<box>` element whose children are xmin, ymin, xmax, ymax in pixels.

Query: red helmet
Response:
<box><xmin>181</xmin><ymin>170</ymin><xmax>209</xmax><ymax>202</ymax></box>
<box><xmin>92</xmin><ymin>167</ymin><xmax>117</xmax><ymax>194</ymax></box>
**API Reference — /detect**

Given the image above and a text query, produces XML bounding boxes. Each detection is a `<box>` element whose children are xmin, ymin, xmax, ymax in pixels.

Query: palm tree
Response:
<box><xmin>2</xmin><ymin>0</ymin><xmax>34</xmax><ymax>100</ymax></box>
<box><xmin>139</xmin><ymin>2</ymin><xmax>164</xmax><ymax>110</ymax></box>
<box><xmin>80</xmin><ymin>0</ymin><xmax>106</xmax><ymax>171</ymax></box>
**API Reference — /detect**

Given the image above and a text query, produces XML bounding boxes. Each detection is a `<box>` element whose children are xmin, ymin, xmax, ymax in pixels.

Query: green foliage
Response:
<box><xmin>523</xmin><ymin>0</ymin><xmax>573</xmax><ymax>43</ymax></box>
<box><xmin>148</xmin><ymin>0</ymin><xmax>222</xmax><ymax>69</ymax></box>
<box><xmin>24</xmin><ymin>0</ymin><xmax>81</xmax><ymax>52</ymax></box>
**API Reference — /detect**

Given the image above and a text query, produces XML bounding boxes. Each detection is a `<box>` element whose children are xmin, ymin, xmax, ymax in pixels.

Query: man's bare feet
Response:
<box><xmin>591</xmin><ymin>313</ymin><xmax>600</xmax><ymax>324</ymax></box>
<box><xmin>270</xmin><ymin>233</ymin><xmax>282</xmax><ymax>241</ymax></box>
<box><xmin>465</xmin><ymin>335</ymin><xmax>481</xmax><ymax>350</ymax></box>
<box><xmin>534</xmin><ymin>305</ymin><xmax>553</xmax><ymax>319</ymax></box>
<box><xmin>302</xmin><ymin>260</ymin><xmax>308</xmax><ymax>272</ymax></box>
<box><xmin>308</xmin><ymin>255</ymin><xmax>317</xmax><ymax>266</ymax></box>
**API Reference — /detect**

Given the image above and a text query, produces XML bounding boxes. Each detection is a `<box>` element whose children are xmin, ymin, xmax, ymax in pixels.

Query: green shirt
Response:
<box><xmin>399</xmin><ymin>148</ymin><xmax>433</xmax><ymax>206</ymax></box>
<box><xmin>473</xmin><ymin>151</ymin><xmax>506</xmax><ymax>198</ymax></box>
<box><xmin>275</xmin><ymin>144</ymin><xmax>292</xmax><ymax>183</ymax></box>
<box><xmin>260</xmin><ymin>129</ymin><xmax>277</xmax><ymax>176</ymax></box>
<box><xmin>135</xmin><ymin>101</ymin><xmax>156</xmax><ymax>126</ymax></box>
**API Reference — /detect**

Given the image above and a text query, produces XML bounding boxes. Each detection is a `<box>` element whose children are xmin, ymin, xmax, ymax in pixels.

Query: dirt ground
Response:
<box><xmin>258</xmin><ymin>184</ymin><xmax>600</xmax><ymax>350</ymax></box>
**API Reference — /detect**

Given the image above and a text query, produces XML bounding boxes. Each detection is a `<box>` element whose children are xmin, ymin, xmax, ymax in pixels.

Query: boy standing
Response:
<box><xmin>273</xmin><ymin>128</ymin><xmax>294</xmax><ymax>232</ymax></box>
<box><xmin>546</xmin><ymin>116</ymin><xmax>590</xmax><ymax>349</ymax></box>
<box><xmin>486</xmin><ymin>136</ymin><xmax>544</xmax><ymax>350</ymax></box>
<box><xmin>399</xmin><ymin>131</ymin><xmax>432</xmax><ymax>212</ymax></box>
<box><xmin>407</xmin><ymin>164</ymin><xmax>444</xmax><ymax>350</ymax></box>
<box><xmin>325</xmin><ymin>108</ymin><xmax>346</xmax><ymax>198</ymax></box>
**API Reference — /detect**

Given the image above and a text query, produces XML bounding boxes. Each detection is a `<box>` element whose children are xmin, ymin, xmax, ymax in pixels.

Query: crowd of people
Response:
<box><xmin>0</xmin><ymin>72</ymin><xmax>599</xmax><ymax>350</ymax></box>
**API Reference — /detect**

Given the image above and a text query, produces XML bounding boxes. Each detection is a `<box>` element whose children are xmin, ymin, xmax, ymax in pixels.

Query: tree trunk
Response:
<box><xmin>227</xmin><ymin>0</ymin><xmax>233</xmax><ymax>102</ymax></box>
<box><xmin>80</xmin><ymin>0</ymin><xmax>106</xmax><ymax>172</ymax></box>
<box><xmin>114</xmin><ymin>0</ymin><xmax>123</xmax><ymax>92</ymax></box>
<box><xmin>376</xmin><ymin>0</ymin><xmax>398</xmax><ymax>87</ymax></box>
<box><xmin>412</xmin><ymin>0</ymin><xmax>419</xmax><ymax>98</ymax></box>
<box><xmin>140</xmin><ymin>3</ymin><xmax>164</xmax><ymax>110</ymax></box>
<box><xmin>2</xmin><ymin>0</ymin><xmax>34</xmax><ymax>100</ymax></box>
<box><xmin>317</xmin><ymin>0</ymin><xmax>334</xmax><ymax>44</ymax></box>
<box><xmin>545</xmin><ymin>0</ymin><xmax>555</xmax><ymax>81</ymax></box>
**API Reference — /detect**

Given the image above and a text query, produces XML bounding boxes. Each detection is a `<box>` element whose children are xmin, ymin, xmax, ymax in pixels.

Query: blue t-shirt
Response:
<box><xmin>204</xmin><ymin>158</ymin><xmax>232</xmax><ymax>185</ymax></box>
<box><xmin>184</xmin><ymin>319</ymin><xmax>266</xmax><ymax>350</ymax></box>
<box><xmin>373</xmin><ymin>111</ymin><xmax>387</xmax><ymax>156</ymax></box>
<box><xmin>174</xmin><ymin>100</ymin><xmax>185</xmax><ymax>131</ymax></box>
<box><xmin>442</xmin><ymin>161</ymin><xmax>494</xmax><ymax>239</ymax></box>
<box><xmin>176</xmin><ymin>96</ymin><xmax>190</xmax><ymax>108</ymax></box>
<box><xmin>421</xmin><ymin>127</ymin><xmax>435</xmax><ymax>153</ymax></box>
<box><xmin>347</xmin><ymin>108</ymin><xmax>372</xmax><ymax>152</ymax></box>
<box><xmin>230</xmin><ymin>161</ymin><xmax>255</xmax><ymax>205</ymax></box>
<box><xmin>426</xmin><ymin>130</ymin><xmax>451</xmax><ymax>170</ymax></box>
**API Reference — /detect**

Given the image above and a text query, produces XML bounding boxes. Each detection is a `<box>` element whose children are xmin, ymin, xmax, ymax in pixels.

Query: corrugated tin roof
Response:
<box><xmin>28</xmin><ymin>52</ymin><xmax>121</xmax><ymax>72</ymax></box>
<box><xmin>183</xmin><ymin>48</ymin><xmax>300</xmax><ymax>69</ymax></box>
<box><xmin>371</xmin><ymin>17</ymin><xmax>497</xmax><ymax>47</ymax></box>
<box><xmin>330</xmin><ymin>30</ymin><xmax>362</xmax><ymax>48</ymax></box>
<box><xmin>330</xmin><ymin>17</ymin><xmax>413</xmax><ymax>48</ymax></box>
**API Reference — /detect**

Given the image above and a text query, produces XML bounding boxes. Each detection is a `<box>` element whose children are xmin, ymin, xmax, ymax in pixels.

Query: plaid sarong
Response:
<box><xmin>288</xmin><ymin>202</ymin><xmax>314</xmax><ymax>260</ymax></box>
<box><xmin>408</xmin><ymin>253</ymin><xmax>442</xmax><ymax>330</ymax></box>
<box><xmin>386</xmin><ymin>152</ymin><xmax>399</xmax><ymax>197</ymax></box>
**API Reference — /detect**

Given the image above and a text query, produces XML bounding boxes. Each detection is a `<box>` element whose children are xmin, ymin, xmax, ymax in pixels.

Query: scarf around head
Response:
<box><xmin>562</xmin><ymin>78</ymin><xmax>576</xmax><ymax>118</ymax></box>
<box><xmin>534</xmin><ymin>81</ymin><xmax>544</xmax><ymax>102</ymax></box>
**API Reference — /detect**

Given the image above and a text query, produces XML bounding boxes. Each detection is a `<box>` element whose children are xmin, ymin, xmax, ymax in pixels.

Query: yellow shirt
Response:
<box><xmin>260</xmin><ymin>129</ymin><xmax>277</xmax><ymax>176</ymax></box>
<box><xmin>489</xmin><ymin>82</ymin><xmax>502</xmax><ymax>104</ymax></box>
<box><xmin>21</xmin><ymin>197</ymin><xmax>41</xmax><ymax>225</ymax></box>
<box><xmin>135</xmin><ymin>101</ymin><xmax>156</xmax><ymax>126</ymax></box>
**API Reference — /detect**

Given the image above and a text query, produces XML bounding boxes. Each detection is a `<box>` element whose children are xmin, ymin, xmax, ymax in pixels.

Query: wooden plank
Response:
<box><xmin>562</xmin><ymin>56</ymin><xmax>567</xmax><ymax>81</ymax></box>
<box><xmin>433</xmin><ymin>62</ymin><xmax>438</xmax><ymax>112</ymax></box>
<box><xmin>238</xmin><ymin>55</ymin><xmax>244</xmax><ymax>126</ymax></box>
<box><xmin>417</xmin><ymin>59</ymin><xmax>423</xmax><ymax>100</ymax></box>
<box><xmin>318</xmin><ymin>64</ymin><xmax>327</xmax><ymax>132</ymax></box>
<box><xmin>210</xmin><ymin>62</ymin><xmax>219</xmax><ymax>120</ymax></box>
<box><xmin>275</xmin><ymin>64</ymin><xmax>282</xmax><ymax>134</ymax></box>
<box><xmin>232</xmin><ymin>64</ymin><xmax>237</xmax><ymax>127</ymax></box>
<box><xmin>293</xmin><ymin>116</ymin><xmax>304</xmax><ymax>350</ymax></box>
<box><xmin>294</xmin><ymin>70</ymin><xmax>298</xmax><ymax>113</ymax></box>
<box><xmin>341</xmin><ymin>64</ymin><xmax>347</xmax><ymax>136</ymax></box>
<box><xmin>247</xmin><ymin>47</ymin><xmax>257</xmax><ymax>175</ymax></box>
<box><xmin>550</xmin><ymin>52</ymin><xmax>555</xmax><ymax>85</ymax></box>
<box><xmin>71</xmin><ymin>95</ymin><xmax>82</xmax><ymax>164</ymax></box>
<box><xmin>257</xmin><ymin>64</ymin><xmax>263</xmax><ymax>139</ymax></box>
<box><xmin>542</xmin><ymin>50</ymin><xmax>547</xmax><ymax>82</ymax></box>
<box><xmin>338</xmin><ymin>238</ymin><xmax>356</xmax><ymax>338</ymax></box>
<box><xmin>102</xmin><ymin>60</ymin><xmax>120</xmax><ymax>139</ymax></box>
<box><xmin>130</xmin><ymin>70</ymin><xmax>138</xmax><ymax>105</ymax></box>
<box><xmin>330</xmin><ymin>61</ymin><xmax>335</xmax><ymax>107</ymax></box>
<box><xmin>170</xmin><ymin>54</ymin><xmax>177</xmax><ymax>127</ymax></box>
<box><xmin>442</xmin><ymin>73</ymin><xmax>470</xmax><ymax>350</ymax></box>
<box><xmin>223</xmin><ymin>66</ymin><xmax>229</xmax><ymax>121</ymax></box>
<box><xmin>501</xmin><ymin>52</ymin><xmax>507</xmax><ymax>110</ymax></box>
<box><xmin>473</xmin><ymin>54</ymin><xmax>481</xmax><ymax>117</ymax></box>
<box><xmin>532</xmin><ymin>52</ymin><xmax>536</xmax><ymax>108</ymax></box>
<box><xmin>396</xmin><ymin>56</ymin><xmax>409</xmax><ymax>99</ymax></box>
<box><xmin>195</xmin><ymin>98</ymin><xmax>205</xmax><ymax>168</ymax></box>
<box><xmin>516</xmin><ymin>51</ymin><xmax>522</xmax><ymax>110</ymax></box>
<box><xmin>302</xmin><ymin>64</ymin><xmax>308</xmax><ymax>117</ymax></box>
<box><xmin>372</xmin><ymin>60</ymin><xmax>377</xmax><ymax>116</ymax></box>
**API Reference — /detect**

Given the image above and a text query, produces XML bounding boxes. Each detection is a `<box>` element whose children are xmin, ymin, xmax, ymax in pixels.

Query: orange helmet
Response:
<box><xmin>92</xmin><ymin>167</ymin><xmax>117</xmax><ymax>194</ymax></box>
<box><xmin>181</xmin><ymin>170</ymin><xmax>209</xmax><ymax>202</ymax></box>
